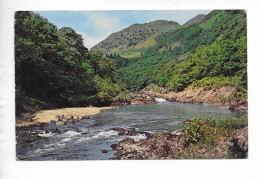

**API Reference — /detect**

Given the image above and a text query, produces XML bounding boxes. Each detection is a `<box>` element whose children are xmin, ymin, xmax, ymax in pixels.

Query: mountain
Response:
<box><xmin>91</xmin><ymin>20</ymin><xmax>180</xmax><ymax>58</ymax></box>
<box><xmin>113</xmin><ymin>9</ymin><xmax>247</xmax><ymax>105</ymax></box>
<box><xmin>184</xmin><ymin>14</ymin><xmax>206</xmax><ymax>25</ymax></box>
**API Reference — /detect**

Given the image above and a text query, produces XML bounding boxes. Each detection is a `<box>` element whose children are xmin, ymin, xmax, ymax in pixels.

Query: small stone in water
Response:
<box><xmin>101</xmin><ymin>150</ymin><xmax>107</xmax><ymax>153</ymax></box>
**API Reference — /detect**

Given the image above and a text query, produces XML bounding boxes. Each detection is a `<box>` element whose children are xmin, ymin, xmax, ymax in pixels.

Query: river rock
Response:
<box><xmin>111</xmin><ymin>130</ymin><xmax>189</xmax><ymax>159</ymax></box>
<box><xmin>82</xmin><ymin>115</ymin><xmax>90</xmax><ymax>120</ymax></box>
<box><xmin>111</xmin><ymin>126</ymin><xmax>248</xmax><ymax>159</ymax></box>
<box><xmin>111</xmin><ymin>128</ymin><xmax>150</xmax><ymax>137</ymax></box>
<box><xmin>129</xmin><ymin>93</ymin><xmax>157</xmax><ymax>105</ymax></box>
<box><xmin>102</xmin><ymin>150</ymin><xmax>108</xmax><ymax>153</ymax></box>
<box><xmin>45</xmin><ymin>128</ymin><xmax>62</xmax><ymax>134</ymax></box>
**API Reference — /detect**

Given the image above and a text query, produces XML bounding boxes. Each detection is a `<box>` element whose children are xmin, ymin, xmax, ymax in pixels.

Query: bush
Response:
<box><xmin>217</xmin><ymin>114</ymin><xmax>248</xmax><ymax>130</ymax></box>
<box><xmin>113</xmin><ymin>91</ymin><xmax>131</xmax><ymax>104</ymax></box>
<box><xmin>185</xmin><ymin>116</ymin><xmax>217</xmax><ymax>144</ymax></box>
<box><xmin>185</xmin><ymin>114</ymin><xmax>247</xmax><ymax>145</ymax></box>
<box><xmin>185</xmin><ymin>117</ymin><xmax>203</xmax><ymax>142</ymax></box>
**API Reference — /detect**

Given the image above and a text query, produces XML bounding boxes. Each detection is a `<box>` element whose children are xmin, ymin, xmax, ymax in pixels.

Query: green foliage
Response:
<box><xmin>190</xmin><ymin>76</ymin><xmax>238</xmax><ymax>90</ymax></box>
<box><xmin>185</xmin><ymin>116</ymin><xmax>218</xmax><ymax>145</ymax></box>
<box><xmin>116</xmin><ymin>10</ymin><xmax>247</xmax><ymax>95</ymax></box>
<box><xmin>15</xmin><ymin>11</ymin><xmax>124</xmax><ymax>115</ymax></box>
<box><xmin>216</xmin><ymin>114</ymin><xmax>248</xmax><ymax>130</ymax></box>
<box><xmin>113</xmin><ymin>91</ymin><xmax>131</xmax><ymax>104</ymax></box>
<box><xmin>185</xmin><ymin>117</ymin><xmax>204</xmax><ymax>142</ymax></box>
<box><xmin>93</xmin><ymin>75</ymin><xmax>121</xmax><ymax>105</ymax></box>
<box><xmin>16</xmin><ymin>86</ymin><xmax>47</xmax><ymax>114</ymax></box>
<box><xmin>164</xmin><ymin>22</ymin><xmax>247</xmax><ymax>93</ymax></box>
<box><xmin>185</xmin><ymin>114</ymin><xmax>248</xmax><ymax>145</ymax></box>
<box><xmin>145</xmin><ymin>83</ymin><xmax>161</xmax><ymax>93</ymax></box>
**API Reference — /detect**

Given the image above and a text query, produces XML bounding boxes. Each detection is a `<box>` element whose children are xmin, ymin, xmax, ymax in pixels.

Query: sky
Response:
<box><xmin>36</xmin><ymin>10</ymin><xmax>211</xmax><ymax>49</ymax></box>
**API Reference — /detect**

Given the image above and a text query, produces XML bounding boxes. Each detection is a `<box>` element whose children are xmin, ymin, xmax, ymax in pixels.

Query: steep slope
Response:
<box><xmin>91</xmin><ymin>20</ymin><xmax>180</xmax><ymax>58</ymax></box>
<box><xmin>115</xmin><ymin>10</ymin><xmax>247</xmax><ymax>99</ymax></box>
<box><xmin>15</xmin><ymin>11</ymin><xmax>125</xmax><ymax>115</ymax></box>
<box><xmin>184</xmin><ymin>14</ymin><xmax>206</xmax><ymax>25</ymax></box>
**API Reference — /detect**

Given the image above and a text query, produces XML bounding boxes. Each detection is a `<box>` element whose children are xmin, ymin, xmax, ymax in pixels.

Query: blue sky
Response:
<box><xmin>36</xmin><ymin>10</ymin><xmax>211</xmax><ymax>49</ymax></box>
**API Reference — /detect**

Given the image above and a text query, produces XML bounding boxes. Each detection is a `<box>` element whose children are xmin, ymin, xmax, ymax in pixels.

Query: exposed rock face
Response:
<box><xmin>111</xmin><ymin>127</ymin><xmax>248</xmax><ymax>159</ymax></box>
<box><xmin>91</xmin><ymin>20</ymin><xmax>179</xmax><ymax>54</ymax></box>
<box><xmin>184</xmin><ymin>14</ymin><xmax>206</xmax><ymax>25</ymax></box>
<box><xmin>129</xmin><ymin>93</ymin><xmax>157</xmax><ymax>105</ymax></box>
<box><xmin>141</xmin><ymin>86</ymin><xmax>247</xmax><ymax>110</ymax></box>
<box><xmin>227</xmin><ymin>126</ymin><xmax>248</xmax><ymax>159</ymax></box>
<box><xmin>111</xmin><ymin>129</ymin><xmax>189</xmax><ymax>159</ymax></box>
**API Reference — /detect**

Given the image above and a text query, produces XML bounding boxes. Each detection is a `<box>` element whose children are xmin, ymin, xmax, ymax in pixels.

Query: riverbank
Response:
<box><xmin>140</xmin><ymin>85</ymin><xmax>248</xmax><ymax>110</ymax></box>
<box><xmin>16</xmin><ymin>106</ymin><xmax>113</xmax><ymax>127</ymax></box>
<box><xmin>16</xmin><ymin>93</ymin><xmax>157</xmax><ymax>127</ymax></box>
<box><xmin>16</xmin><ymin>86</ymin><xmax>247</xmax><ymax>128</ymax></box>
<box><xmin>111</xmin><ymin>125</ymin><xmax>248</xmax><ymax>159</ymax></box>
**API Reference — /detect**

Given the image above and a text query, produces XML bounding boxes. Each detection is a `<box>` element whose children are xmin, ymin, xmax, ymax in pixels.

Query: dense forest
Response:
<box><xmin>15</xmin><ymin>11</ymin><xmax>127</xmax><ymax>115</ymax></box>
<box><xmin>113</xmin><ymin>10</ymin><xmax>247</xmax><ymax>103</ymax></box>
<box><xmin>15</xmin><ymin>10</ymin><xmax>247</xmax><ymax>116</ymax></box>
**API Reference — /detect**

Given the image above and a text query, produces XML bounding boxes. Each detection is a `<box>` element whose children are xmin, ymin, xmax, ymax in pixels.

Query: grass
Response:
<box><xmin>133</xmin><ymin>38</ymin><xmax>157</xmax><ymax>49</ymax></box>
<box><xmin>121</xmin><ymin>51</ymin><xmax>142</xmax><ymax>58</ymax></box>
<box><xmin>109</xmin><ymin>46</ymin><xmax>122</xmax><ymax>54</ymax></box>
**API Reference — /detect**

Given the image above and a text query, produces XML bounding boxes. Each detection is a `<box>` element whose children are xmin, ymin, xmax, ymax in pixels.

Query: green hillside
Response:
<box><xmin>91</xmin><ymin>20</ymin><xmax>180</xmax><ymax>58</ymax></box>
<box><xmin>114</xmin><ymin>10</ymin><xmax>247</xmax><ymax>105</ymax></box>
<box><xmin>15</xmin><ymin>10</ymin><xmax>247</xmax><ymax>115</ymax></box>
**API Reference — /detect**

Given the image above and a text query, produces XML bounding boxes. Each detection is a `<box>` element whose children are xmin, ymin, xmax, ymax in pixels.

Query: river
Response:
<box><xmin>16</xmin><ymin>99</ymin><xmax>244</xmax><ymax>160</ymax></box>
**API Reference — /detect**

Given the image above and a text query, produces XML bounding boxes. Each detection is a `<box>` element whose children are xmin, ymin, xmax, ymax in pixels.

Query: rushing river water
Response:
<box><xmin>16</xmin><ymin>99</ymin><xmax>245</xmax><ymax>160</ymax></box>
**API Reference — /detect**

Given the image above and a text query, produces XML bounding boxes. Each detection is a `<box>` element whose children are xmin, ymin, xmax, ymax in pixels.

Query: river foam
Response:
<box><xmin>128</xmin><ymin>133</ymin><xmax>147</xmax><ymax>141</ymax></box>
<box><xmin>61</xmin><ymin>130</ymin><xmax>81</xmax><ymax>137</ymax></box>
<box><xmin>154</xmin><ymin>97</ymin><xmax>167</xmax><ymax>102</ymax></box>
<box><xmin>76</xmin><ymin>130</ymin><xmax>118</xmax><ymax>143</ymax></box>
<box><xmin>38</xmin><ymin>131</ymin><xmax>55</xmax><ymax>137</ymax></box>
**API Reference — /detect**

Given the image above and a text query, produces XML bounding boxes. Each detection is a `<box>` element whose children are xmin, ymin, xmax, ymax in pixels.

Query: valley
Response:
<box><xmin>15</xmin><ymin>10</ymin><xmax>248</xmax><ymax>160</ymax></box>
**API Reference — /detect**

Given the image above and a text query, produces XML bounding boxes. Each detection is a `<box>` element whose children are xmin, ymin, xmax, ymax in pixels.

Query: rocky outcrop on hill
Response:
<box><xmin>184</xmin><ymin>14</ymin><xmax>206</xmax><ymax>25</ymax></box>
<box><xmin>91</xmin><ymin>20</ymin><xmax>179</xmax><ymax>52</ymax></box>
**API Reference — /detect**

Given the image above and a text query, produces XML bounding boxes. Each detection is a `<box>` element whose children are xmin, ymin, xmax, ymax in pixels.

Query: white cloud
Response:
<box><xmin>85</xmin><ymin>12</ymin><xmax>120</xmax><ymax>34</ymax></box>
<box><xmin>80</xmin><ymin>11</ymin><xmax>123</xmax><ymax>46</ymax></box>
<box><xmin>78</xmin><ymin>31</ymin><xmax>106</xmax><ymax>49</ymax></box>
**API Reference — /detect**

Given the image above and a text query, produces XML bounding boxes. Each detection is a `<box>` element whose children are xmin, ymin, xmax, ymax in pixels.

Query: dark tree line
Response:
<box><xmin>15</xmin><ymin>11</ymin><xmax>125</xmax><ymax>115</ymax></box>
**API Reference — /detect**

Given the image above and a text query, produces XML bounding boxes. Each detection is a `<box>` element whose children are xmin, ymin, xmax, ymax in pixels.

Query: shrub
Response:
<box><xmin>113</xmin><ymin>91</ymin><xmax>131</xmax><ymax>104</ymax></box>
<box><xmin>185</xmin><ymin>116</ymin><xmax>218</xmax><ymax>144</ymax></box>
<box><xmin>217</xmin><ymin>114</ymin><xmax>248</xmax><ymax>130</ymax></box>
<box><xmin>185</xmin><ymin>117</ymin><xmax>203</xmax><ymax>142</ymax></box>
<box><xmin>185</xmin><ymin>114</ymin><xmax>248</xmax><ymax>145</ymax></box>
